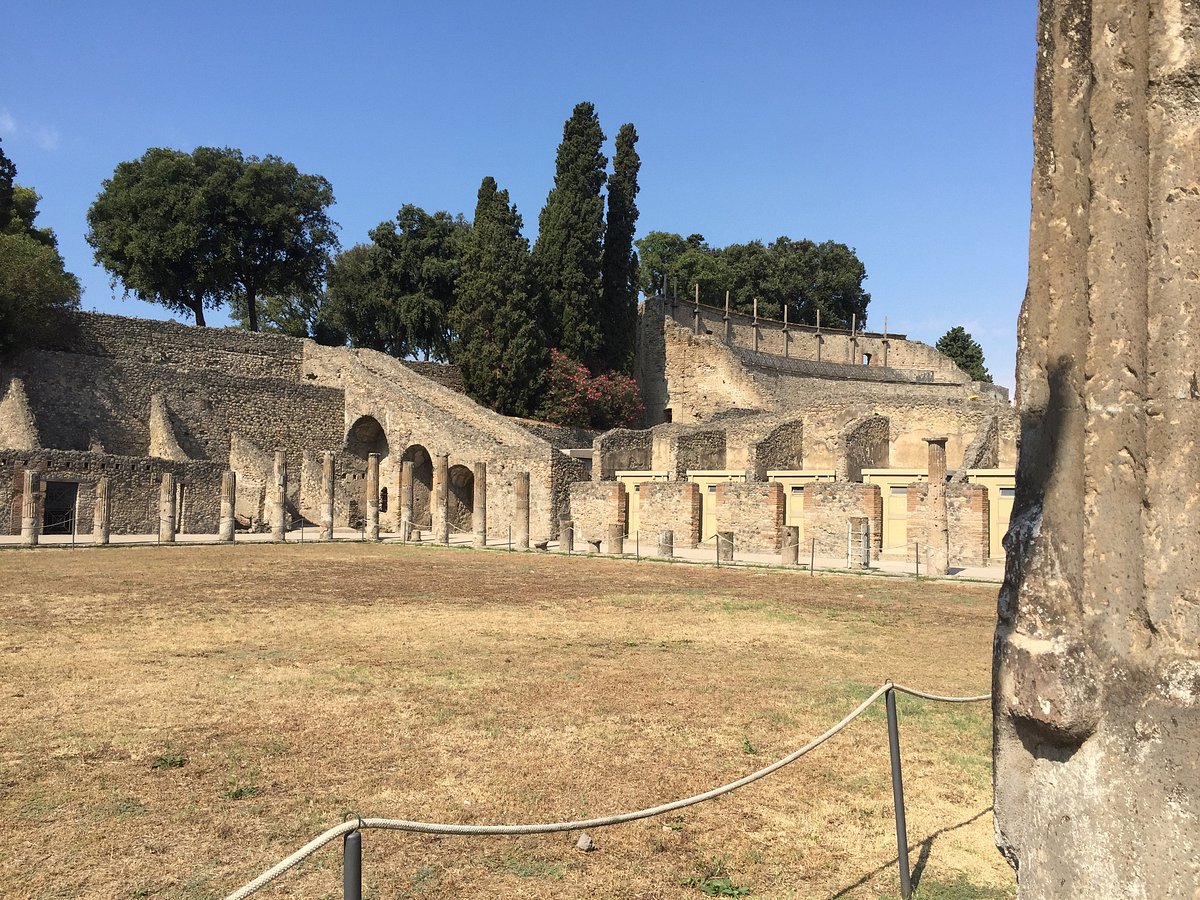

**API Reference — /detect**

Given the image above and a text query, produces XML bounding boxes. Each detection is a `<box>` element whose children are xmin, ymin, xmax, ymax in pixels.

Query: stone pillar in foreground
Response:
<box><xmin>657</xmin><ymin>530</ymin><xmax>673</xmax><ymax>559</ymax></box>
<box><xmin>606</xmin><ymin>523</ymin><xmax>624</xmax><ymax>556</ymax></box>
<box><xmin>781</xmin><ymin>524</ymin><xmax>799</xmax><ymax>565</ymax></box>
<box><xmin>270</xmin><ymin>451</ymin><xmax>287</xmax><ymax>541</ymax></box>
<box><xmin>513</xmin><ymin>471</ymin><xmax>530</xmax><ymax>551</ymax></box>
<box><xmin>560</xmin><ymin>518</ymin><xmax>574</xmax><ymax>552</ymax></box>
<box><xmin>20</xmin><ymin>470</ymin><xmax>39</xmax><ymax>547</ymax></box>
<box><xmin>159</xmin><ymin>472</ymin><xmax>177</xmax><ymax>543</ymax></box>
<box><xmin>366</xmin><ymin>452</ymin><xmax>380</xmax><ymax>541</ymax></box>
<box><xmin>923</xmin><ymin>437</ymin><xmax>949</xmax><ymax>576</ymax></box>
<box><xmin>400</xmin><ymin>460</ymin><xmax>413</xmax><ymax>541</ymax></box>
<box><xmin>716</xmin><ymin>530</ymin><xmax>734</xmax><ymax>562</ymax></box>
<box><xmin>319</xmin><ymin>451</ymin><xmax>335</xmax><ymax>541</ymax></box>
<box><xmin>433</xmin><ymin>452</ymin><xmax>449</xmax><ymax>545</ymax></box>
<box><xmin>994</xmin><ymin>3</ymin><xmax>1200</xmax><ymax>895</ymax></box>
<box><xmin>472</xmin><ymin>461</ymin><xmax>487</xmax><ymax>547</ymax></box>
<box><xmin>93</xmin><ymin>476</ymin><xmax>111</xmax><ymax>546</ymax></box>
<box><xmin>218</xmin><ymin>471</ymin><xmax>236</xmax><ymax>543</ymax></box>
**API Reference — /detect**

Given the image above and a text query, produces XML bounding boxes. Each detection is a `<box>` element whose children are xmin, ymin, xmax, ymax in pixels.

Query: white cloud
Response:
<box><xmin>0</xmin><ymin>109</ymin><xmax>16</xmax><ymax>137</ymax></box>
<box><xmin>0</xmin><ymin>109</ymin><xmax>60</xmax><ymax>151</ymax></box>
<box><xmin>33</xmin><ymin>126</ymin><xmax>60</xmax><ymax>151</ymax></box>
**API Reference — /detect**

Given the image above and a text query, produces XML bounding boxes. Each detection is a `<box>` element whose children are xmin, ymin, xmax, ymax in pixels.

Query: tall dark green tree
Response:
<box><xmin>452</xmin><ymin>177</ymin><xmax>547</xmax><ymax>416</ymax></box>
<box><xmin>532</xmin><ymin>102</ymin><xmax>607</xmax><ymax>368</ymax></box>
<box><xmin>600</xmin><ymin>123</ymin><xmax>640</xmax><ymax>372</ymax></box>
<box><xmin>936</xmin><ymin>326</ymin><xmax>992</xmax><ymax>382</ymax></box>
<box><xmin>0</xmin><ymin>139</ymin><xmax>81</xmax><ymax>359</ymax></box>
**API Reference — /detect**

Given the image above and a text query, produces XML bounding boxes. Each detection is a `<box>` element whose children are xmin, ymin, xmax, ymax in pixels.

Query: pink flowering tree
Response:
<box><xmin>539</xmin><ymin>349</ymin><xmax>644</xmax><ymax>430</ymax></box>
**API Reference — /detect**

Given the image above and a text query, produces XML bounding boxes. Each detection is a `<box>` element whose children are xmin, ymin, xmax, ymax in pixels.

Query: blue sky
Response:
<box><xmin>2</xmin><ymin>1</ymin><xmax>1036</xmax><ymax>390</ymax></box>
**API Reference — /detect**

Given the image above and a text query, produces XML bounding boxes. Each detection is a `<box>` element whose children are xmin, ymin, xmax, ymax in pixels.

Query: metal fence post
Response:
<box><xmin>915</xmin><ymin>542</ymin><xmax>920</xmax><ymax>578</ymax></box>
<box><xmin>343</xmin><ymin>828</ymin><xmax>362</xmax><ymax>900</ymax></box>
<box><xmin>885</xmin><ymin>687</ymin><xmax>912</xmax><ymax>900</ymax></box>
<box><xmin>810</xmin><ymin>538</ymin><xmax>815</xmax><ymax>575</ymax></box>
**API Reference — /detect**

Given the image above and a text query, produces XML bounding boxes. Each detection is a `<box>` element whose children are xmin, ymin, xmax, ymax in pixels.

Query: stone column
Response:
<box><xmin>994</xmin><ymin>3</ymin><xmax>1200</xmax><ymax>896</ymax></box>
<box><xmin>849</xmin><ymin>517</ymin><xmax>870</xmax><ymax>569</ymax></box>
<box><xmin>606</xmin><ymin>523</ymin><xmax>624</xmax><ymax>556</ymax></box>
<box><xmin>923</xmin><ymin>437</ymin><xmax>949</xmax><ymax>576</ymax></box>
<box><xmin>159</xmin><ymin>472</ymin><xmax>177</xmax><ymax>543</ymax></box>
<box><xmin>717</xmin><ymin>530</ymin><xmax>734</xmax><ymax>562</ymax></box>
<box><xmin>472</xmin><ymin>461</ymin><xmax>487</xmax><ymax>548</ymax></box>
<box><xmin>319</xmin><ymin>450</ymin><xmax>335</xmax><ymax>541</ymax></box>
<box><xmin>20</xmin><ymin>470</ymin><xmax>39</xmax><ymax>547</ymax></box>
<box><xmin>433</xmin><ymin>452</ymin><xmax>449</xmax><ymax>544</ymax></box>
<box><xmin>781</xmin><ymin>524</ymin><xmax>799</xmax><ymax>565</ymax></box>
<box><xmin>400</xmin><ymin>460</ymin><xmax>414</xmax><ymax>541</ymax></box>
<box><xmin>270</xmin><ymin>451</ymin><xmax>287</xmax><ymax>541</ymax></box>
<box><xmin>514</xmin><ymin>471</ymin><xmax>530</xmax><ymax>551</ymax></box>
<box><xmin>366</xmin><ymin>452</ymin><xmax>380</xmax><ymax>541</ymax></box>
<box><xmin>657</xmin><ymin>529</ymin><xmax>673</xmax><ymax>559</ymax></box>
<box><xmin>92</xmin><ymin>476</ymin><xmax>111</xmax><ymax>545</ymax></box>
<box><xmin>218</xmin><ymin>471</ymin><xmax>236</xmax><ymax>542</ymax></box>
<box><xmin>559</xmin><ymin>518</ymin><xmax>574</xmax><ymax>552</ymax></box>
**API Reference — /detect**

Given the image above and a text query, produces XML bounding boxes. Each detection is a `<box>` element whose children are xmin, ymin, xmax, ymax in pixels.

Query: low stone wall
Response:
<box><xmin>568</xmin><ymin>482</ymin><xmax>626</xmax><ymax>546</ymax></box>
<box><xmin>637</xmin><ymin>481</ymin><xmax>701</xmax><ymax>548</ymax></box>
<box><xmin>1</xmin><ymin>449</ymin><xmax>223</xmax><ymax>535</ymax></box>
<box><xmin>714</xmin><ymin>482</ymin><xmax>785</xmax><ymax>553</ymax></box>
<box><xmin>400</xmin><ymin>360</ymin><xmax>465</xmax><ymax>393</ymax></box>
<box><xmin>907</xmin><ymin>482</ymin><xmax>990</xmax><ymax>567</ymax></box>
<box><xmin>802</xmin><ymin>482</ymin><xmax>883</xmax><ymax>560</ymax></box>
<box><xmin>594</xmin><ymin>428</ymin><xmax>653</xmax><ymax>480</ymax></box>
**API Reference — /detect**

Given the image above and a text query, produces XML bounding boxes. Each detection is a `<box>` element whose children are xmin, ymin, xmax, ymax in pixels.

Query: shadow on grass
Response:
<box><xmin>826</xmin><ymin>806</ymin><xmax>998</xmax><ymax>899</ymax></box>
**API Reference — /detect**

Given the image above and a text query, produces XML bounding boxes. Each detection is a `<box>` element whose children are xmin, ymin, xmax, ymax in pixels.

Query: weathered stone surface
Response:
<box><xmin>922</xmin><ymin>437</ymin><xmax>949</xmax><ymax>576</ymax></box>
<box><xmin>93</xmin><ymin>475</ymin><xmax>110</xmax><ymax>545</ymax></box>
<box><xmin>995</xmin><ymin>3</ymin><xmax>1200</xmax><ymax>895</ymax></box>
<box><xmin>714</xmin><ymin>481</ymin><xmax>784</xmax><ymax>553</ymax></box>
<box><xmin>158</xmin><ymin>472</ymin><xmax>176</xmax><ymax>543</ymax></box>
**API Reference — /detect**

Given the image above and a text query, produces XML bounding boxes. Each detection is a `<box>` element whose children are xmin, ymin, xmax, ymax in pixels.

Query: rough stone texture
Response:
<box><xmin>593</xmin><ymin>428</ymin><xmax>653</xmax><ymax>481</ymax></box>
<box><xmin>994</xmin><ymin>3</ymin><xmax>1200</xmax><ymax>896</ymax></box>
<box><xmin>471</xmin><ymin>461</ymin><xmax>486</xmax><ymax>547</ymax></box>
<box><xmin>922</xmin><ymin>438</ymin><xmax>950</xmax><ymax>576</ymax></box>
<box><xmin>746</xmin><ymin>418</ymin><xmax>804</xmax><ymax>479</ymax></box>
<box><xmin>158</xmin><ymin>472</ymin><xmax>177</xmax><ymax>543</ymax></box>
<box><xmin>838</xmin><ymin>415</ymin><xmax>890</xmax><ymax>482</ymax></box>
<box><xmin>637</xmin><ymin>482</ymin><xmax>701</xmax><ymax>549</ymax></box>
<box><xmin>568</xmin><ymin>481</ymin><xmax>626</xmax><ymax>548</ymax></box>
<box><xmin>801</xmin><ymin>482</ymin><xmax>882</xmax><ymax>561</ymax></box>
<box><xmin>952</xmin><ymin>415</ymin><xmax>999</xmax><ymax>481</ymax></box>
<box><xmin>399</xmin><ymin>360</ymin><xmax>465</xmax><ymax>393</ymax></box>
<box><xmin>906</xmin><ymin>482</ymin><xmax>989</xmax><ymax>568</ymax></box>
<box><xmin>0</xmin><ymin>376</ymin><xmax>39</xmax><ymax>450</ymax></box>
<box><xmin>714</xmin><ymin>482</ymin><xmax>785</xmax><ymax>553</ymax></box>
<box><xmin>1</xmin><ymin>449</ymin><xmax>222</xmax><ymax>535</ymax></box>
<box><xmin>147</xmin><ymin>394</ymin><xmax>189</xmax><ymax>461</ymax></box>
<box><xmin>218</xmin><ymin>470</ymin><xmax>236</xmax><ymax>542</ymax></box>
<box><xmin>93</xmin><ymin>475</ymin><xmax>110</xmax><ymax>544</ymax></box>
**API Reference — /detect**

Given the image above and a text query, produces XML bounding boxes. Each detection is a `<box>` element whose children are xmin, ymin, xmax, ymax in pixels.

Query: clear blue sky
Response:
<box><xmin>2</xmin><ymin>1</ymin><xmax>1036</xmax><ymax>390</ymax></box>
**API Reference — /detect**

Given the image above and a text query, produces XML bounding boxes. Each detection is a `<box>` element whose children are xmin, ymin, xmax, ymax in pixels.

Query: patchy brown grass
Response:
<box><xmin>0</xmin><ymin>544</ymin><xmax>1012</xmax><ymax>899</ymax></box>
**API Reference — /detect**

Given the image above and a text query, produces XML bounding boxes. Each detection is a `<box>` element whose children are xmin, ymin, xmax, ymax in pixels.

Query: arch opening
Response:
<box><xmin>448</xmin><ymin>464</ymin><xmax>474</xmax><ymax>533</ymax></box>
<box><xmin>401</xmin><ymin>444</ymin><xmax>433</xmax><ymax>528</ymax></box>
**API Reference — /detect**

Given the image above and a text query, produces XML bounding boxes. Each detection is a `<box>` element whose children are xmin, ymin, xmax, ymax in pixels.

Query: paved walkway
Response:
<box><xmin>0</xmin><ymin>528</ymin><xmax>1005</xmax><ymax>583</ymax></box>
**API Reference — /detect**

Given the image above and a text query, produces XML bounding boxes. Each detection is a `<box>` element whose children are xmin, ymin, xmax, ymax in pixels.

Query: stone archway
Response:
<box><xmin>401</xmin><ymin>444</ymin><xmax>433</xmax><ymax>528</ymax></box>
<box><xmin>346</xmin><ymin>416</ymin><xmax>388</xmax><ymax>460</ymax></box>
<box><xmin>448</xmin><ymin>464</ymin><xmax>474</xmax><ymax>533</ymax></box>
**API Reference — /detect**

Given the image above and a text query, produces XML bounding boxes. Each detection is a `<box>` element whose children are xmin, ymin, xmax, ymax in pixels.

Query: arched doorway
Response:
<box><xmin>346</xmin><ymin>415</ymin><xmax>388</xmax><ymax>460</ymax></box>
<box><xmin>400</xmin><ymin>444</ymin><xmax>433</xmax><ymax>529</ymax></box>
<box><xmin>448</xmin><ymin>464</ymin><xmax>474</xmax><ymax>533</ymax></box>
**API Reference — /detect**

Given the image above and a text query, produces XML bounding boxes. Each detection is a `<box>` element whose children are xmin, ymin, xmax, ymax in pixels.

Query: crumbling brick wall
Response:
<box><xmin>906</xmin><ymin>482</ymin><xmax>990</xmax><ymax>567</ymax></box>
<box><xmin>838</xmin><ymin>415</ymin><xmax>890</xmax><ymax>481</ymax></box>
<box><xmin>593</xmin><ymin>428</ymin><xmax>653</xmax><ymax>480</ymax></box>
<box><xmin>637</xmin><ymin>481</ymin><xmax>701</xmax><ymax>548</ymax></box>
<box><xmin>801</xmin><ymin>482</ymin><xmax>883</xmax><ymax>560</ymax></box>
<box><xmin>714</xmin><ymin>482</ymin><xmax>785</xmax><ymax>553</ymax></box>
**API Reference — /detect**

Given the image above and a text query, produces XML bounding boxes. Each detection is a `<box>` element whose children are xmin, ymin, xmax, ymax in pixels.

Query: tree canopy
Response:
<box><xmin>935</xmin><ymin>326</ymin><xmax>992</xmax><ymax>382</ymax></box>
<box><xmin>0</xmin><ymin>139</ymin><xmax>81</xmax><ymax>360</ymax></box>
<box><xmin>532</xmin><ymin>102</ymin><xmax>607</xmax><ymax>369</ymax></box>
<box><xmin>86</xmin><ymin>146</ymin><xmax>338</xmax><ymax>329</ymax></box>
<box><xmin>599</xmin><ymin>123</ymin><xmax>641</xmax><ymax>373</ymax></box>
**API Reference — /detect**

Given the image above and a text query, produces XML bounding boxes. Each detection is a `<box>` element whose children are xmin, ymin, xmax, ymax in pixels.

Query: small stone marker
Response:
<box><xmin>575</xmin><ymin>833</ymin><xmax>596</xmax><ymax>852</ymax></box>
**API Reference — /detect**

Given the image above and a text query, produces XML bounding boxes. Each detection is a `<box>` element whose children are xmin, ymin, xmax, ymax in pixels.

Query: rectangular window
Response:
<box><xmin>791</xmin><ymin>486</ymin><xmax>804</xmax><ymax>494</ymax></box>
<box><xmin>707</xmin><ymin>485</ymin><xmax>717</xmax><ymax>493</ymax></box>
<box><xmin>1000</xmin><ymin>487</ymin><xmax>1016</xmax><ymax>498</ymax></box>
<box><xmin>891</xmin><ymin>486</ymin><xmax>908</xmax><ymax>496</ymax></box>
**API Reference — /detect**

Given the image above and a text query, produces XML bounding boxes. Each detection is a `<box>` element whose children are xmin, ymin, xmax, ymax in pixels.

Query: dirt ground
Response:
<box><xmin>0</xmin><ymin>543</ymin><xmax>1013</xmax><ymax>900</ymax></box>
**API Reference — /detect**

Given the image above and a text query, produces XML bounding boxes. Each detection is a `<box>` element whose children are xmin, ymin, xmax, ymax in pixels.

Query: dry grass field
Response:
<box><xmin>0</xmin><ymin>544</ymin><xmax>1013</xmax><ymax>900</ymax></box>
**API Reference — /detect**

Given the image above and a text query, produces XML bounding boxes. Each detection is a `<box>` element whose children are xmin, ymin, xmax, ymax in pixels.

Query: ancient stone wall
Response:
<box><xmin>1</xmin><ymin>449</ymin><xmax>222</xmax><ymax>535</ymax></box>
<box><xmin>714</xmin><ymin>482</ymin><xmax>784</xmax><ymax>553</ymax></box>
<box><xmin>515</xmin><ymin>420</ymin><xmax>595</xmax><ymax>451</ymax></box>
<box><xmin>593</xmin><ymin>428</ymin><xmax>654</xmax><ymax>480</ymax></box>
<box><xmin>637</xmin><ymin>481</ymin><xmax>701</xmax><ymax>548</ymax></box>
<box><xmin>0</xmin><ymin>376</ymin><xmax>39</xmax><ymax>450</ymax></box>
<box><xmin>906</xmin><ymin>482</ymin><xmax>990</xmax><ymax>567</ymax></box>
<box><xmin>399</xmin><ymin>361</ymin><xmax>465</xmax><ymax>393</ymax></box>
<box><xmin>801</xmin><ymin>482</ymin><xmax>882</xmax><ymax>560</ymax></box>
<box><xmin>838</xmin><ymin>415</ymin><xmax>890</xmax><ymax>481</ymax></box>
<box><xmin>568</xmin><ymin>482</ymin><xmax>626</xmax><ymax>546</ymax></box>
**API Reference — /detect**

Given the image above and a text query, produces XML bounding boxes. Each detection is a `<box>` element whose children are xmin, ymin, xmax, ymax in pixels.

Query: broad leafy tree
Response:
<box><xmin>532</xmin><ymin>102</ymin><xmax>607</xmax><ymax>368</ymax></box>
<box><xmin>452</xmin><ymin>177</ymin><xmax>546</xmax><ymax>416</ymax></box>
<box><xmin>936</xmin><ymin>326</ymin><xmax>992</xmax><ymax>382</ymax></box>
<box><xmin>600</xmin><ymin>123</ymin><xmax>641</xmax><ymax>372</ymax></box>
<box><xmin>86</xmin><ymin>146</ymin><xmax>338</xmax><ymax>330</ymax></box>
<box><xmin>0</xmin><ymin>139</ymin><xmax>81</xmax><ymax>359</ymax></box>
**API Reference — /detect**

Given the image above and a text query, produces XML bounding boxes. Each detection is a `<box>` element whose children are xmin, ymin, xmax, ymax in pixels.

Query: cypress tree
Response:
<box><xmin>452</xmin><ymin>177</ymin><xmax>547</xmax><ymax>417</ymax></box>
<box><xmin>532</xmin><ymin>102</ymin><xmax>607</xmax><ymax>369</ymax></box>
<box><xmin>600</xmin><ymin>123</ymin><xmax>641</xmax><ymax>372</ymax></box>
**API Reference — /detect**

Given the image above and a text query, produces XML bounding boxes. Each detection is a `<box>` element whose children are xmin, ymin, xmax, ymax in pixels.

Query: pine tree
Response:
<box><xmin>532</xmin><ymin>102</ymin><xmax>607</xmax><ymax>369</ymax></box>
<box><xmin>452</xmin><ymin>177</ymin><xmax>547</xmax><ymax>416</ymax></box>
<box><xmin>935</xmin><ymin>325</ymin><xmax>992</xmax><ymax>383</ymax></box>
<box><xmin>600</xmin><ymin>123</ymin><xmax>641</xmax><ymax>372</ymax></box>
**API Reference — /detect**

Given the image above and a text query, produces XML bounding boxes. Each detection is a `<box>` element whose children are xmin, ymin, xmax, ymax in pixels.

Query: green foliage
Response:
<box><xmin>533</xmin><ymin>102</ymin><xmax>607</xmax><ymax>368</ymax></box>
<box><xmin>636</xmin><ymin>231</ymin><xmax>870</xmax><ymax>328</ymax></box>
<box><xmin>230</xmin><ymin>290</ymin><xmax>345</xmax><ymax>345</ymax></box>
<box><xmin>0</xmin><ymin>140</ymin><xmax>80</xmax><ymax>360</ymax></box>
<box><xmin>600</xmin><ymin>123</ymin><xmax>641</xmax><ymax>372</ymax></box>
<box><xmin>935</xmin><ymin>326</ymin><xmax>992</xmax><ymax>382</ymax></box>
<box><xmin>452</xmin><ymin>177</ymin><xmax>547</xmax><ymax>417</ymax></box>
<box><xmin>86</xmin><ymin>146</ymin><xmax>338</xmax><ymax>330</ymax></box>
<box><xmin>538</xmin><ymin>349</ymin><xmax>644</xmax><ymax>430</ymax></box>
<box><xmin>682</xmin><ymin>855</ymin><xmax>751</xmax><ymax>897</ymax></box>
<box><xmin>150</xmin><ymin>746</ymin><xmax>188</xmax><ymax>770</ymax></box>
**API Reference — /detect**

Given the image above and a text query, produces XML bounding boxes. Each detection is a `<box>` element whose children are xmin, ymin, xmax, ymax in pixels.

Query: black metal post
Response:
<box><xmin>810</xmin><ymin>538</ymin><xmax>815</xmax><ymax>575</ymax></box>
<box><xmin>715</xmin><ymin>534</ymin><xmax>720</xmax><ymax>568</ymax></box>
<box><xmin>343</xmin><ymin>828</ymin><xmax>362</xmax><ymax>900</ymax></box>
<box><xmin>885</xmin><ymin>688</ymin><xmax>912</xmax><ymax>900</ymax></box>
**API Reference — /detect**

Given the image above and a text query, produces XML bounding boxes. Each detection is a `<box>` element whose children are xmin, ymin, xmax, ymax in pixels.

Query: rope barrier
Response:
<box><xmin>222</xmin><ymin>681</ymin><xmax>990</xmax><ymax>900</ymax></box>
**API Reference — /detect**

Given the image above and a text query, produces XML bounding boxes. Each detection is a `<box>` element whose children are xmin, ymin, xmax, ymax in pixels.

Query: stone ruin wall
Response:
<box><xmin>906</xmin><ymin>482</ymin><xmax>990</xmax><ymax>568</ymax></box>
<box><xmin>1</xmin><ymin>449</ymin><xmax>223</xmax><ymax>535</ymax></box>
<box><xmin>637</xmin><ymin>482</ymin><xmax>701</xmax><ymax>548</ymax></box>
<box><xmin>567</xmin><ymin>482</ymin><xmax>625</xmax><ymax>547</ymax></box>
<box><xmin>801</xmin><ymin>482</ymin><xmax>883</xmax><ymax>560</ymax></box>
<box><xmin>593</xmin><ymin>428</ymin><xmax>654</xmax><ymax>481</ymax></box>
<box><xmin>713</xmin><ymin>482</ymin><xmax>785</xmax><ymax>553</ymax></box>
<box><xmin>838</xmin><ymin>415</ymin><xmax>890</xmax><ymax>482</ymax></box>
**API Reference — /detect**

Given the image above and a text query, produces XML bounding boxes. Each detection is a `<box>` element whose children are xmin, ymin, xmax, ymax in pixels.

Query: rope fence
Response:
<box><xmin>223</xmin><ymin>681</ymin><xmax>991</xmax><ymax>900</ymax></box>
